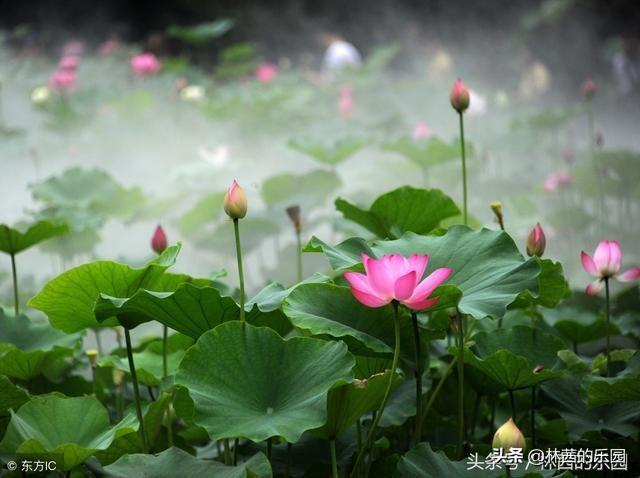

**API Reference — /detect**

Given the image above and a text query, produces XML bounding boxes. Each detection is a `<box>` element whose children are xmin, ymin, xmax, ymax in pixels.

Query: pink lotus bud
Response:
<box><xmin>224</xmin><ymin>180</ymin><xmax>248</xmax><ymax>219</ymax></box>
<box><xmin>131</xmin><ymin>53</ymin><xmax>161</xmax><ymax>77</ymax></box>
<box><xmin>48</xmin><ymin>69</ymin><xmax>76</xmax><ymax>91</ymax></box>
<box><xmin>286</xmin><ymin>205</ymin><xmax>302</xmax><ymax>232</ymax></box>
<box><xmin>338</xmin><ymin>85</ymin><xmax>353</xmax><ymax>118</ymax></box>
<box><xmin>413</xmin><ymin>122</ymin><xmax>431</xmax><ymax>139</ymax></box>
<box><xmin>493</xmin><ymin>418</ymin><xmax>526</xmax><ymax>451</ymax></box>
<box><xmin>151</xmin><ymin>225</ymin><xmax>168</xmax><ymax>254</ymax></box>
<box><xmin>256</xmin><ymin>63</ymin><xmax>279</xmax><ymax>83</ymax></box>
<box><xmin>58</xmin><ymin>55</ymin><xmax>79</xmax><ymax>71</ymax></box>
<box><xmin>450</xmin><ymin>78</ymin><xmax>470</xmax><ymax>113</ymax></box>
<box><xmin>582</xmin><ymin>78</ymin><xmax>596</xmax><ymax>100</ymax></box>
<box><xmin>526</xmin><ymin>223</ymin><xmax>546</xmax><ymax>257</ymax></box>
<box><xmin>98</xmin><ymin>39</ymin><xmax>120</xmax><ymax>56</ymax></box>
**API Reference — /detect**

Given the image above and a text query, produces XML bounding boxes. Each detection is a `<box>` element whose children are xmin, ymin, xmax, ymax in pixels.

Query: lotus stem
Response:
<box><xmin>224</xmin><ymin>439</ymin><xmax>231</xmax><ymax>465</ymax></box>
<box><xmin>350</xmin><ymin>301</ymin><xmax>401</xmax><ymax>477</ymax></box>
<box><xmin>458</xmin><ymin>112</ymin><xmax>468</xmax><ymax>225</ymax></box>
<box><xmin>233</xmin><ymin>437</ymin><xmax>238</xmax><ymax>465</ymax></box>
<box><xmin>233</xmin><ymin>218</ymin><xmax>246</xmax><ymax>322</ymax></box>
<box><xmin>356</xmin><ymin>419</ymin><xmax>362</xmax><ymax>455</ymax></box>
<box><xmin>124</xmin><ymin>328</ymin><xmax>148</xmax><ymax>453</ymax></box>
<box><xmin>531</xmin><ymin>386</ymin><xmax>536</xmax><ymax>449</ymax></box>
<box><xmin>410</xmin><ymin>311</ymin><xmax>423</xmax><ymax>445</ymax></box>
<box><xmin>508</xmin><ymin>390</ymin><xmax>516</xmax><ymax>419</ymax></box>
<box><xmin>266</xmin><ymin>437</ymin><xmax>273</xmax><ymax>461</ymax></box>
<box><xmin>166</xmin><ymin>393</ymin><xmax>174</xmax><ymax>447</ymax></box>
<box><xmin>286</xmin><ymin>442</ymin><xmax>292</xmax><ymax>478</ymax></box>
<box><xmin>94</xmin><ymin>329</ymin><xmax>103</xmax><ymax>355</ymax></box>
<box><xmin>10</xmin><ymin>253</ymin><xmax>18</xmax><ymax>315</ymax></box>
<box><xmin>296</xmin><ymin>229</ymin><xmax>303</xmax><ymax>283</ymax></box>
<box><xmin>330</xmin><ymin>439</ymin><xmax>339</xmax><ymax>478</ymax></box>
<box><xmin>456</xmin><ymin>312</ymin><xmax>465</xmax><ymax>459</ymax></box>
<box><xmin>604</xmin><ymin>277</ymin><xmax>611</xmax><ymax>377</ymax></box>
<box><xmin>162</xmin><ymin>325</ymin><xmax>168</xmax><ymax>379</ymax></box>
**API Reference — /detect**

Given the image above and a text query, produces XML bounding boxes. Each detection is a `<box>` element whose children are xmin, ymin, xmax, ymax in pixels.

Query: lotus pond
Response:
<box><xmin>0</xmin><ymin>14</ymin><xmax>640</xmax><ymax>478</ymax></box>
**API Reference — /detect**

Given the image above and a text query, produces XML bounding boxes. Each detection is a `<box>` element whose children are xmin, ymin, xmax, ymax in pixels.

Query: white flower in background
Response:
<box><xmin>180</xmin><ymin>85</ymin><xmax>205</xmax><ymax>102</ymax></box>
<box><xmin>198</xmin><ymin>145</ymin><xmax>229</xmax><ymax>167</ymax></box>
<box><xmin>467</xmin><ymin>89</ymin><xmax>487</xmax><ymax>117</ymax></box>
<box><xmin>31</xmin><ymin>86</ymin><xmax>51</xmax><ymax>105</ymax></box>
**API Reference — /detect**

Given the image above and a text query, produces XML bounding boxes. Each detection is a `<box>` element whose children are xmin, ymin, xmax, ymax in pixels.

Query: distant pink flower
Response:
<box><xmin>256</xmin><ymin>63</ymin><xmax>278</xmax><ymax>83</ymax></box>
<box><xmin>338</xmin><ymin>85</ymin><xmax>353</xmax><ymax>118</ymax></box>
<box><xmin>582</xmin><ymin>77</ymin><xmax>596</xmax><ymax>100</ymax></box>
<box><xmin>98</xmin><ymin>39</ymin><xmax>120</xmax><ymax>56</ymax></box>
<box><xmin>151</xmin><ymin>225</ymin><xmax>168</xmax><ymax>254</ymax></box>
<box><xmin>413</xmin><ymin>122</ymin><xmax>431</xmax><ymax>139</ymax></box>
<box><xmin>344</xmin><ymin>253</ymin><xmax>452</xmax><ymax>310</ymax></box>
<box><xmin>543</xmin><ymin>172</ymin><xmax>572</xmax><ymax>192</ymax></box>
<box><xmin>581</xmin><ymin>241</ymin><xmax>640</xmax><ymax>295</ymax></box>
<box><xmin>62</xmin><ymin>40</ymin><xmax>85</xmax><ymax>57</ymax></box>
<box><xmin>131</xmin><ymin>53</ymin><xmax>161</xmax><ymax>77</ymax></box>
<box><xmin>49</xmin><ymin>69</ymin><xmax>76</xmax><ymax>91</ymax></box>
<box><xmin>58</xmin><ymin>55</ymin><xmax>79</xmax><ymax>71</ymax></box>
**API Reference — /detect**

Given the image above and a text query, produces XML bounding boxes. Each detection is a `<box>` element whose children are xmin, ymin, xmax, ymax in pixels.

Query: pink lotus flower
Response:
<box><xmin>256</xmin><ymin>63</ymin><xmax>278</xmax><ymax>83</ymax></box>
<box><xmin>582</xmin><ymin>77</ymin><xmax>596</xmax><ymax>100</ymax></box>
<box><xmin>151</xmin><ymin>225</ymin><xmax>168</xmax><ymax>254</ymax></box>
<box><xmin>338</xmin><ymin>85</ymin><xmax>353</xmax><ymax>118</ymax></box>
<box><xmin>98</xmin><ymin>39</ymin><xmax>120</xmax><ymax>56</ymax></box>
<box><xmin>49</xmin><ymin>69</ymin><xmax>76</xmax><ymax>91</ymax></box>
<box><xmin>344</xmin><ymin>253</ymin><xmax>452</xmax><ymax>310</ymax></box>
<box><xmin>450</xmin><ymin>78</ymin><xmax>470</xmax><ymax>113</ymax></box>
<box><xmin>223</xmin><ymin>179</ymin><xmax>248</xmax><ymax>219</ymax></box>
<box><xmin>131</xmin><ymin>53</ymin><xmax>161</xmax><ymax>77</ymax></box>
<box><xmin>581</xmin><ymin>241</ymin><xmax>640</xmax><ymax>295</ymax></box>
<box><xmin>62</xmin><ymin>40</ymin><xmax>85</xmax><ymax>57</ymax></box>
<box><xmin>526</xmin><ymin>223</ymin><xmax>546</xmax><ymax>257</ymax></box>
<box><xmin>413</xmin><ymin>122</ymin><xmax>431</xmax><ymax>139</ymax></box>
<box><xmin>543</xmin><ymin>172</ymin><xmax>572</xmax><ymax>192</ymax></box>
<box><xmin>58</xmin><ymin>55</ymin><xmax>79</xmax><ymax>71</ymax></box>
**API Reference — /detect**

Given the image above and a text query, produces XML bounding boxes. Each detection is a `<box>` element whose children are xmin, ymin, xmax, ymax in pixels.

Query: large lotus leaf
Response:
<box><xmin>261</xmin><ymin>170</ymin><xmax>341</xmax><ymax>209</ymax></box>
<box><xmin>288</xmin><ymin>137</ymin><xmax>366</xmax><ymax>166</ymax></box>
<box><xmin>247</xmin><ymin>273</ymin><xmax>330</xmax><ymax>313</ymax></box>
<box><xmin>175</xmin><ymin>321</ymin><xmax>354</xmax><ymax>443</ymax></box>
<box><xmin>396</xmin><ymin>442</ymin><xmax>554</xmax><ymax>478</ymax></box>
<box><xmin>587</xmin><ymin>353</ymin><xmax>640</xmax><ymax>407</ymax></box>
<box><xmin>98</xmin><ymin>349</ymin><xmax>185</xmax><ymax>387</ymax></box>
<box><xmin>510</xmin><ymin>258</ymin><xmax>570</xmax><ymax>309</ymax></box>
<box><xmin>545</xmin><ymin>306</ymin><xmax>614</xmax><ymax>345</ymax></box>
<box><xmin>95</xmin><ymin>283</ymin><xmax>240</xmax><ymax>339</ymax></box>
<box><xmin>178</xmin><ymin>191</ymin><xmax>225</xmax><ymax>236</ymax></box>
<box><xmin>542</xmin><ymin>375</ymin><xmax>640</xmax><ymax>440</ymax></box>
<box><xmin>462</xmin><ymin>326</ymin><xmax>565</xmax><ymax>391</ymax></box>
<box><xmin>335</xmin><ymin>187</ymin><xmax>459</xmax><ymax>239</ymax></box>
<box><xmin>0</xmin><ymin>375</ymin><xmax>29</xmax><ymax>415</ymax></box>
<box><xmin>283</xmin><ymin>283</ymin><xmax>428</xmax><ymax>360</ymax></box>
<box><xmin>167</xmin><ymin>19</ymin><xmax>235</xmax><ymax>45</ymax></box>
<box><xmin>0</xmin><ymin>395</ymin><xmax>137</xmax><ymax>470</ymax></box>
<box><xmin>0</xmin><ymin>220</ymin><xmax>69</xmax><ymax>255</ymax></box>
<box><xmin>316</xmin><ymin>369</ymin><xmax>402</xmax><ymax>439</ymax></box>
<box><xmin>306</xmin><ymin>226</ymin><xmax>540</xmax><ymax>319</ymax></box>
<box><xmin>28</xmin><ymin>244</ymin><xmax>183</xmax><ymax>332</ymax></box>
<box><xmin>381</xmin><ymin>136</ymin><xmax>470</xmax><ymax>168</ymax></box>
<box><xmin>103</xmin><ymin>448</ymin><xmax>271</xmax><ymax>478</ymax></box>
<box><xmin>0</xmin><ymin>312</ymin><xmax>82</xmax><ymax>381</ymax></box>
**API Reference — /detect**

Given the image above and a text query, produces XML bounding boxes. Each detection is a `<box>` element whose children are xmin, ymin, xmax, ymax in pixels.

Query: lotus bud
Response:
<box><xmin>492</xmin><ymin>418</ymin><xmax>526</xmax><ymax>451</ymax></box>
<box><xmin>533</xmin><ymin>364</ymin><xmax>545</xmax><ymax>374</ymax></box>
<box><xmin>113</xmin><ymin>369</ymin><xmax>125</xmax><ymax>387</ymax></box>
<box><xmin>86</xmin><ymin>349</ymin><xmax>98</xmax><ymax>367</ymax></box>
<box><xmin>286</xmin><ymin>205</ymin><xmax>302</xmax><ymax>232</ymax></box>
<box><xmin>223</xmin><ymin>180</ymin><xmax>247</xmax><ymax>219</ymax></box>
<box><xmin>151</xmin><ymin>225</ymin><xmax>168</xmax><ymax>255</ymax></box>
<box><xmin>490</xmin><ymin>201</ymin><xmax>504</xmax><ymax>230</ymax></box>
<box><xmin>582</xmin><ymin>78</ymin><xmax>596</xmax><ymax>100</ymax></box>
<box><xmin>450</xmin><ymin>78</ymin><xmax>470</xmax><ymax>113</ymax></box>
<box><xmin>595</xmin><ymin>132</ymin><xmax>604</xmax><ymax>148</ymax></box>
<box><xmin>526</xmin><ymin>223</ymin><xmax>546</xmax><ymax>257</ymax></box>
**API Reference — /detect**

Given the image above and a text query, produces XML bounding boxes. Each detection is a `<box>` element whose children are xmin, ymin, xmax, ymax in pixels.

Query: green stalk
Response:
<box><xmin>94</xmin><ymin>329</ymin><xmax>104</xmax><ymax>355</ymax></box>
<box><xmin>456</xmin><ymin>313</ymin><xmax>465</xmax><ymax>459</ymax></box>
<box><xmin>410</xmin><ymin>312</ymin><xmax>423</xmax><ymax>445</ymax></box>
<box><xmin>295</xmin><ymin>229</ymin><xmax>303</xmax><ymax>283</ymax></box>
<box><xmin>350</xmin><ymin>301</ymin><xmax>401</xmax><ymax>477</ymax></box>
<box><xmin>124</xmin><ymin>328</ymin><xmax>148</xmax><ymax>453</ymax></box>
<box><xmin>508</xmin><ymin>390</ymin><xmax>516</xmax><ymax>419</ymax></box>
<box><xmin>233</xmin><ymin>219</ymin><xmax>246</xmax><ymax>322</ymax></box>
<box><xmin>458</xmin><ymin>112</ymin><xmax>468</xmax><ymax>225</ymax></box>
<box><xmin>419</xmin><ymin>358</ymin><xmax>456</xmax><ymax>430</ymax></box>
<box><xmin>233</xmin><ymin>438</ymin><xmax>239</xmax><ymax>465</ymax></box>
<box><xmin>330</xmin><ymin>439</ymin><xmax>339</xmax><ymax>478</ymax></box>
<box><xmin>604</xmin><ymin>277</ymin><xmax>611</xmax><ymax>377</ymax></box>
<box><xmin>10</xmin><ymin>253</ymin><xmax>18</xmax><ymax>315</ymax></box>
<box><xmin>224</xmin><ymin>439</ymin><xmax>231</xmax><ymax>465</ymax></box>
<box><xmin>166</xmin><ymin>394</ymin><xmax>174</xmax><ymax>447</ymax></box>
<box><xmin>530</xmin><ymin>386</ymin><xmax>536</xmax><ymax>449</ymax></box>
<box><xmin>286</xmin><ymin>443</ymin><xmax>292</xmax><ymax>478</ymax></box>
<box><xmin>266</xmin><ymin>437</ymin><xmax>273</xmax><ymax>461</ymax></box>
<box><xmin>162</xmin><ymin>325</ymin><xmax>168</xmax><ymax>379</ymax></box>
<box><xmin>356</xmin><ymin>419</ymin><xmax>362</xmax><ymax>455</ymax></box>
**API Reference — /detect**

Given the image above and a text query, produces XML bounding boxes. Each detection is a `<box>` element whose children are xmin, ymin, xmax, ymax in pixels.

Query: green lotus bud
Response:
<box><xmin>492</xmin><ymin>418</ymin><xmax>526</xmax><ymax>451</ymax></box>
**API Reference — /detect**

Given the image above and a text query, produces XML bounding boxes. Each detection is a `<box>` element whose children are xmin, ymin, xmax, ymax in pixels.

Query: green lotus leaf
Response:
<box><xmin>510</xmin><ymin>258</ymin><xmax>570</xmax><ymax>309</ymax></box>
<box><xmin>166</xmin><ymin>19</ymin><xmax>235</xmax><ymax>45</ymax></box>
<box><xmin>288</xmin><ymin>137</ymin><xmax>366</xmax><ymax>166</ymax></box>
<box><xmin>28</xmin><ymin>244</ymin><xmax>184</xmax><ymax>332</ymax></box>
<box><xmin>306</xmin><ymin>226</ymin><xmax>540</xmax><ymax>319</ymax></box>
<box><xmin>0</xmin><ymin>312</ymin><xmax>82</xmax><ymax>381</ymax></box>
<box><xmin>0</xmin><ymin>395</ymin><xmax>137</xmax><ymax>470</ymax></box>
<box><xmin>335</xmin><ymin>187</ymin><xmax>460</xmax><ymax>239</ymax></box>
<box><xmin>0</xmin><ymin>375</ymin><xmax>29</xmax><ymax>415</ymax></box>
<box><xmin>103</xmin><ymin>448</ymin><xmax>271</xmax><ymax>478</ymax></box>
<box><xmin>587</xmin><ymin>377</ymin><xmax>640</xmax><ymax>408</ymax></box>
<box><xmin>0</xmin><ymin>220</ymin><xmax>69</xmax><ymax>255</ymax></box>
<box><xmin>98</xmin><ymin>349</ymin><xmax>185</xmax><ymax>387</ymax></box>
<box><xmin>382</xmin><ymin>136</ymin><xmax>470</xmax><ymax>168</ymax></box>
<box><xmin>545</xmin><ymin>306</ymin><xmax>614</xmax><ymax>345</ymax></box>
<box><xmin>462</xmin><ymin>326</ymin><xmax>565</xmax><ymax>391</ymax></box>
<box><xmin>261</xmin><ymin>170</ymin><xmax>341</xmax><ymax>209</ymax></box>
<box><xmin>175</xmin><ymin>321</ymin><xmax>354</xmax><ymax>443</ymax></box>
<box><xmin>178</xmin><ymin>191</ymin><xmax>225</xmax><ymax>236</ymax></box>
